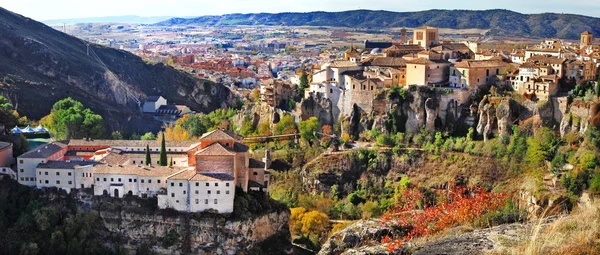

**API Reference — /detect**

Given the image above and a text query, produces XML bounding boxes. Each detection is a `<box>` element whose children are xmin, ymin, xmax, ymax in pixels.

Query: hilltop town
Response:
<box><xmin>1</xmin><ymin>5</ymin><xmax>600</xmax><ymax>255</ymax></box>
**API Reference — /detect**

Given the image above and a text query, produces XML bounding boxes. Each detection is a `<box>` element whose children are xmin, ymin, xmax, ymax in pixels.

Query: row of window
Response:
<box><xmin>132</xmin><ymin>160</ymin><xmax>176</xmax><ymax>165</ymax></box>
<box><xmin>173</xmin><ymin>199</ymin><xmax>220</xmax><ymax>205</ymax></box>
<box><xmin>170</xmin><ymin>182</ymin><xmax>230</xmax><ymax>187</ymax></box>
<box><xmin>20</xmin><ymin>177</ymin><xmax>36</xmax><ymax>182</ymax></box>
<box><xmin>95</xmin><ymin>177</ymin><xmax>163</xmax><ymax>184</ymax></box>
<box><xmin>38</xmin><ymin>171</ymin><xmax>73</xmax><ymax>176</ymax></box>
<box><xmin>39</xmin><ymin>180</ymin><xmax>72</xmax><ymax>185</ymax></box>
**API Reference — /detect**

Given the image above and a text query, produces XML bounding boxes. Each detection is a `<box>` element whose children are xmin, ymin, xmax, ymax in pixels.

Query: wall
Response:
<box><xmin>36</xmin><ymin>168</ymin><xmax>76</xmax><ymax>193</ymax></box>
<box><xmin>189</xmin><ymin>180</ymin><xmax>235</xmax><ymax>213</ymax></box>
<box><xmin>164</xmin><ymin>179</ymin><xmax>190</xmax><ymax>211</ymax></box>
<box><xmin>93</xmin><ymin>173</ymin><xmax>139</xmax><ymax>197</ymax></box>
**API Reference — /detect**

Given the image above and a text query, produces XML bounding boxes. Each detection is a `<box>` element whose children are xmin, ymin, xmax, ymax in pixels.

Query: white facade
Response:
<box><xmin>142</xmin><ymin>96</ymin><xmax>167</xmax><ymax>113</ymax></box>
<box><xmin>36</xmin><ymin>164</ymin><xmax>94</xmax><ymax>193</ymax></box>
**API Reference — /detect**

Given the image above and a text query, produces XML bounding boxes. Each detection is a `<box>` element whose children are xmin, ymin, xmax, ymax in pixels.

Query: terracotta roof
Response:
<box><xmin>330</xmin><ymin>60</ymin><xmax>359</xmax><ymax>68</ymax></box>
<box><xmin>453</xmin><ymin>59</ymin><xmax>507</xmax><ymax>69</ymax></box>
<box><xmin>415</xmin><ymin>26</ymin><xmax>438</xmax><ymax>30</ymax></box>
<box><xmin>168</xmin><ymin>170</ymin><xmax>198</xmax><ymax>180</ymax></box>
<box><xmin>200</xmin><ymin>129</ymin><xmax>240</xmax><ymax>141</ymax></box>
<box><xmin>93</xmin><ymin>164</ymin><xmax>188</xmax><ymax>177</ymax></box>
<box><xmin>195</xmin><ymin>142</ymin><xmax>236</xmax><ymax>156</ymax></box>
<box><xmin>66</xmin><ymin>139</ymin><xmax>199</xmax><ymax>148</ymax></box>
<box><xmin>527</xmin><ymin>55</ymin><xmax>566</xmax><ymax>65</ymax></box>
<box><xmin>582</xmin><ymin>31</ymin><xmax>591</xmax><ymax>35</ymax></box>
<box><xmin>189</xmin><ymin>172</ymin><xmax>235</xmax><ymax>181</ymax></box>
<box><xmin>366</xmin><ymin>57</ymin><xmax>406</xmax><ymax>67</ymax></box>
<box><xmin>384</xmin><ymin>44</ymin><xmax>424</xmax><ymax>52</ymax></box>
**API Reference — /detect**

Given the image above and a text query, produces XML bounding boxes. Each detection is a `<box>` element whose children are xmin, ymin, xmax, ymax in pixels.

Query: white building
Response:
<box><xmin>142</xmin><ymin>96</ymin><xmax>167</xmax><ymax>113</ymax></box>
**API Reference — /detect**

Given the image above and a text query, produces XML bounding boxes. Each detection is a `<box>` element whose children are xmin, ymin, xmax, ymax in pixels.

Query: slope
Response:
<box><xmin>0</xmin><ymin>7</ymin><xmax>236</xmax><ymax>133</ymax></box>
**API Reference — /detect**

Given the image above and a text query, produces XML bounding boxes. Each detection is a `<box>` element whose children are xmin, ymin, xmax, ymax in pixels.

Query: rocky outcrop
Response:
<box><xmin>232</xmin><ymin>102</ymin><xmax>288</xmax><ymax>132</ymax></box>
<box><xmin>424</xmin><ymin>98</ymin><xmax>438</xmax><ymax>132</ymax></box>
<box><xmin>99</xmin><ymin>209</ymin><xmax>290</xmax><ymax>255</ymax></box>
<box><xmin>495</xmin><ymin>98</ymin><xmax>519</xmax><ymax>140</ymax></box>
<box><xmin>300</xmin><ymin>95</ymin><xmax>334</xmax><ymax>125</ymax></box>
<box><xmin>476</xmin><ymin>99</ymin><xmax>495</xmax><ymax>141</ymax></box>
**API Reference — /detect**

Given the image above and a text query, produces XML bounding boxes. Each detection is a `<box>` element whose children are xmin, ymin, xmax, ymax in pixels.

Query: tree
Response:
<box><xmin>300</xmin><ymin>210</ymin><xmax>329</xmax><ymax>238</ymax></box>
<box><xmin>111</xmin><ymin>131</ymin><xmax>123</xmax><ymax>140</ymax></box>
<box><xmin>163</xmin><ymin>125</ymin><xmax>191</xmax><ymax>141</ymax></box>
<box><xmin>525</xmin><ymin>127</ymin><xmax>558</xmax><ymax>169</ymax></box>
<box><xmin>159</xmin><ymin>133</ymin><xmax>167</xmax><ymax>166</ymax></box>
<box><xmin>40</xmin><ymin>97</ymin><xmax>104</xmax><ymax>140</ymax></box>
<box><xmin>299</xmin><ymin>117</ymin><xmax>321</xmax><ymax>145</ymax></box>
<box><xmin>169</xmin><ymin>157</ymin><xmax>173</xmax><ymax>167</ymax></box>
<box><xmin>0</xmin><ymin>96</ymin><xmax>18</xmax><ymax>129</ymax></box>
<box><xmin>252</xmin><ymin>89</ymin><xmax>261</xmax><ymax>102</ymax></box>
<box><xmin>273</xmin><ymin>114</ymin><xmax>297</xmax><ymax>135</ymax></box>
<box><xmin>298</xmin><ymin>70</ymin><xmax>309</xmax><ymax>94</ymax></box>
<box><xmin>140</xmin><ymin>132</ymin><xmax>156</xmax><ymax>140</ymax></box>
<box><xmin>145</xmin><ymin>145</ymin><xmax>151</xmax><ymax>166</ymax></box>
<box><xmin>596</xmin><ymin>77</ymin><xmax>600</xmax><ymax>96</ymax></box>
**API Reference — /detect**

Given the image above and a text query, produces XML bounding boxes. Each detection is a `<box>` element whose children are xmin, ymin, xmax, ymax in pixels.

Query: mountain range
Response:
<box><xmin>42</xmin><ymin>15</ymin><xmax>188</xmax><ymax>26</ymax></box>
<box><xmin>0</xmin><ymin>7</ymin><xmax>235</xmax><ymax>134</ymax></box>
<box><xmin>156</xmin><ymin>9</ymin><xmax>600</xmax><ymax>39</ymax></box>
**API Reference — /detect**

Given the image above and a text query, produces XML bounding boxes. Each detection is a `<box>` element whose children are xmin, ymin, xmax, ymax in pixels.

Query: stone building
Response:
<box><xmin>413</xmin><ymin>26</ymin><xmax>439</xmax><ymax>49</ymax></box>
<box><xmin>449</xmin><ymin>58</ymin><xmax>508</xmax><ymax>88</ymax></box>
<box><xmin>405</xmin><ymin>58</ymin><xmax>450</xmax><ymax>86</ymax></box>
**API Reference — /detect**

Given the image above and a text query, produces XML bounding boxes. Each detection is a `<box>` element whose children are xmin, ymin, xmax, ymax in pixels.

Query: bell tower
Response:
<box><xmin>581</xmin><ymin>31</ymin><xmax>593</xmax><ymax>49</ymax></box>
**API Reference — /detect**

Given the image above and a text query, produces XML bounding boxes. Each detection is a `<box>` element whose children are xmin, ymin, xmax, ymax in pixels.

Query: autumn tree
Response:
<box><xmin>40</xmin><ymin>97</ymin><xmax>104</xmax><ymax>140</ymax></box>
<box><xmin>163</xmin><ymin>125</ymin><xmax>191</xmax><ymax>141</ymax></box>
<box><xmin>299</xmin><ymin>117</ymin><xmax>321</xmax><ymax>145</ymax></box>
<box><xmin>252</xmin><ymin>89</ymin><xmax>261</xmax><ymax>102</ymax></box>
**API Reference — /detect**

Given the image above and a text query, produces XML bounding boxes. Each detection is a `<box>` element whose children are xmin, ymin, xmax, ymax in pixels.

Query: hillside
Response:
<box><xmin>0</xmin><ymin>7</ymin><xmax>237</xmax><ymax>133</ymax></box>
<box><xmin>157</xmin><ymin>9</ymin><xmax>600</xmax><ymax>39</ymax></box>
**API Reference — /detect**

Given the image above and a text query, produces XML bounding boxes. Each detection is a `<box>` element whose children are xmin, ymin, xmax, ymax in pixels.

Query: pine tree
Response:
<box><xmin>159</xmin><ymin>133</ymin><xmax>167</xmax><ymax>166</ymax></box>
<box><xmin>169</xmin><ymin>157</ymin><xmax>173</xmax><ymax>167</ymax></box>
<box><xmin>145</xmin><ymin>144</ymin><xmax>151</xmax><ymax>166</ymax></box>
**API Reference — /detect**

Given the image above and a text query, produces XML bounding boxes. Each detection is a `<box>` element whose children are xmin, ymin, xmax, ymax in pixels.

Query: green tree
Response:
<box><xmin>298</xmin><ymin>70</ymin><xmax>309</xmax><ymax>94</ymax></box>
<box><xmin>299</xmin><ymin>117</ymin><xmax>321</xmax><ymax>145</ymax></box>
<box><xmin>0</xmin><ymin>96</ymin><xmax>18</xmax><ymax>128</ymax></box>
<box><xmin>141</xmin><ymin>132</ymin><xmax>156</xmax><ymax>140</ymax></box>
<box><xmin>111</xmin><ymin>131</ymin><xmax>123</xmax><ymax>140</ymax></box>
<box><xmin>159</xmin><ymin>133</ymin><xmax>167</xmax><ymax>166</ymax></box>
<box><xmin>525</xmin><ymin>127</ymin><xmax>558</xmax><ymax>169</ymax></box>
<box><xmin>40</xmin><ymin>97</ymin><xmax>104</xmax><ymax>140</ymax></box>
<box><xmin>145</xmin><ymin>144</ymin><xmax>151</xmax><ymax>166</ymax></box>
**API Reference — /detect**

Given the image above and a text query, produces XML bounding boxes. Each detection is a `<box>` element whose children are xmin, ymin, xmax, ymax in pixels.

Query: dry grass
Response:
<box><xmin>502</xmin><ymin>203</ymin><xmax>600</xmax><ymax>255</ymax></box>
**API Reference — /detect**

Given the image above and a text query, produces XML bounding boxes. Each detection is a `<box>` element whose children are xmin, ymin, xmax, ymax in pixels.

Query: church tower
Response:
<box><xmin>581</xmin><ymin>31</ymin><xmax>593</xmax><ymax>49</ymax></box>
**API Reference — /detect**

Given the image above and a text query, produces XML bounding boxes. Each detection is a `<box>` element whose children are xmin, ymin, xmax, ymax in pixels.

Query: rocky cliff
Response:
<box><xmin>68</xmin><ymin>189</ymin><xmax>292</xmax><ymax>255</ymax></box>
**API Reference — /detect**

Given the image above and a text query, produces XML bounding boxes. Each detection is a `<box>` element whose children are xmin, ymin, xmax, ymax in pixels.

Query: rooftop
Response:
<box><xmin>19</xmin><ymin>142</ymin><xmax>68</xmax><ymax>159</ymax></box>
<box><xmin>93</xmin><ymin>164</ymin><xmax>188</xmax><ymax>177</ymax></box>
<box><xmin>37</xmin><ymin>160</ymin><xmax>98</xmax><ymax>170</ymax></box>
<box><xmin>195</xmin><ymin>142</ymin><xmax>236</xmax><ymax>156</ymax></box>
<box><xmin>200</xmin><ymin>129</ymin><xmax>241</xmax><ymax>141</ymax></box>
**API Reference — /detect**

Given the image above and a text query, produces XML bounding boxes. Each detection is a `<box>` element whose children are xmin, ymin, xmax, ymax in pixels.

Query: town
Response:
<box><xmin>1</xmin><ymin>4</ymin><xmax>600</xmax><ymax>255</ymax></box>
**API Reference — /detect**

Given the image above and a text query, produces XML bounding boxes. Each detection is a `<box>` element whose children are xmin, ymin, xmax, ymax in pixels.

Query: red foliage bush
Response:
<box><xmin>381</xmin><ymin>186</ymin><xmax>508</xmax><ymax>251</ymax></box>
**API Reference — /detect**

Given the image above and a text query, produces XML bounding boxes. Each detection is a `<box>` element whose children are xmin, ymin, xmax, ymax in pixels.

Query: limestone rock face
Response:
<box><xmin>300</xmin><ymin>96</ymin><xmax>334</xmax><ymax>126</ymax></box>
<box><xmin>496</xmin><ymin>99</ymin><xmax>519</xmax><ymax>140</ymax></box>
<box><xmin>425</xmin><ymin>98</ymin><xmax>438</xmax><ymax>132</ymax></box>
<box><xmin>232</xmin><ymin>102</ymin><xmax>288</xmax><ymax>133</ymax></box>
<box><xmin>98</xmin><ymin>208</ymin><xmax>290</xmax><ymax>255</ymax></box>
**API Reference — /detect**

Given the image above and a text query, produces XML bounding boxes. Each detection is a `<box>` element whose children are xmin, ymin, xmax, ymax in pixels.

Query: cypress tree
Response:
<box><xmin>159</xmin><ymin>133</ymin><xmax>167</xmax><ymax>166</ymax></box>
<box><xmin>169</xmin><ymin>157</ymin><xmax>173</xmax><ymax>167</ymax></box>
<box><xmin>145</xmin><ymin>144</ymin><xmax>151</xmax><ymax>165</ymax></box>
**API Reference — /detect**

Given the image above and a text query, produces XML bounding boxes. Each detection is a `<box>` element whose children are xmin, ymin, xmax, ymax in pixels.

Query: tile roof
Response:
<box><xmin>93</xmin><ymin>164</ymin><xmax>188</xmax><ymax>177</ymax></box>
<box><xmin>527</xmin><ymin>55</ymin><xmax>566</xmax><ymax>64</ymax></box>
<box><xmin>199</xmin><ymin>129</ymin><xmax>240</xmax><ymax>141</ymax></box>
<box><xmin>0</xmin><ymin>141</ymin><xmax>11</xmax><ymax>151</ymax></box>
<box><xmin>249</xmin><ymin>158</ymin><xmax>266</xmax><ymax>168</ymax></box>
<box><xmin>233</xmin><ymin>142</ymin><xmax>249</xmax><ymax>153</ymax></box>
<box><xmin>19</xmin><ymin>141</ymin><xmax>68</xmax><ymax>159</ymax></box>
<box><xmin>168</xmin><ymin>170</ymin><xmax>198</xmax><ymax>180</ymax></box>
<box><xmin>453</xmin><ymin>59</ymin><xmax>508</xmax><ymax>69</ymax></box>
<box><xmin>146</xmin><ymin>96</ymin><xmax>162</xmax><ymax>102</ymax></box>
<box><xmin>189</xmin><ymin>172</ymin><xmax>235</xmax><ymax>181</ymax></box>
<box><xmin>66</xmin><ymin>139</ymin><xmax>200</xmax><ymax>148</ymax></box>
<box><xmin>37</xmin><ymin>160</ymin><xmax>98</xmax><ymax>169</ymax></box>
<box><xmin>195</xmin><ymin>142</ymin><xmax>236</xmax><ymax>156</ymax></box>
<box><xmin>366</xmin><ymin>57</ymin><xmax>406</xmax><ymax>67</ymax></box>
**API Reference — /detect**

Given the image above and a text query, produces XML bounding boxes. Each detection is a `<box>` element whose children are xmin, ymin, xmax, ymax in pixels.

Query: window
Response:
<box><xmin>208</xmin><ymin>190</ymin><xmax>211</xmax><ymax>194</ymax></box>
<box><xmin>56</xmin><ymin>180</ymin><xmax>60</xmax><ymax>184</ymax></box>
<box><xmin>82</xmin><ymin>173</ymin><xmax>84</xmax><ymax>177</ymax></box>
<box><xmin>214</xmin><ymin>199</ymin><xmax>218</xmax><ymax>204</ymax></box>
<box><xmin>45</xmin><ymin>172</ymin><xmax>48</xmax><ymax>175</ymax></box>
<box><xmin>179</xmin><ymin>183</ymin><xmax>183</xmax><ymax>187</ymax></box>
<box><xmin>129</xmin><ymin>178</ymin><xmax>132</xmax><ymax>182</ymax></box>
<box><xmin>19</xmin><ymin>160</ymin><xmax>23</xmax><ymax>164</ymax></box>
<box><xmin>215</xmin><ymin>183</ymin><xmax>218</xmax><ymax>187</ymax></box>
<box><xmin>133</xmin><ymin>161</ymin><xmax>135</xmax><ymax>164</ymax></box>
<box><xmin>68</xmin><ymin>172</ymin><xmax>72</xmax><ymax>176</ymax></box>
<box><xmin>195</xmin><ymin>190</ymin><xmax>199</xmax><ymax>194</ymax></box>
<box><xmin>20</xmin><ymin>177</ymin><xmax>23</xmax><ymax>181</ymax></box>
<box><xmin>196</xmin><ymin>183</ymin><xmax>199</xmax><ymax>187</ymax></box>
<box><xmin>134</xmin><ymin>179</ymin><xmax>137</xmax><ymax>182</ymax></box>
<box><xmin>205</xmin><ymin>183</ymin><xmax>209</xmax><ymax>187</ymax></box>
<box><xmin>25</xmin><ymin>177</ymin><xmax>28</xmax><ymax>181</ymax></box>
<box><xmin>141</xmin><ymin>179</ymin><xmax>145</xmax><ymax>183</ymax></box>
<box><xmin>205</xmin><ymin>199</ymin><xmax>208</xmax><ymax>204</ymax></box>
<box><xmin>195</xmin><ymin>199</ymin><xmax>199</xmax><ymax>204</ymax></box>
<box><xmin>217</xmin><ymin>191</ymin><xmax>220</xmax><ymax>195</ymax></box>
<box><xmin>45</xmin><ymin>180</ymin><xmax>49</xmax><ymax>184</ymax></box>
<box><xmin>171</xmin><ymin>193</ymin><xmax>175</xmax><ymax>197</ymax></box>
<box><xmin>226</xmin><ymin>191</ymin><xmax>230</xmax><ymax>195</ymax></box>
<box><xmin>171</xmin><ymin>183</ymin><xmax>174</xmax><ymax>187</ymax></box>
<box><xmin>39</xmin><ymin>180</ymin><xmax>42</xmax><ymax>184</ymax></box>
<box><xmin>68</xmin><ymin>181</ymin><xmax>72</xmax><ymax>185</ymax></box>
<box><xmin>97</xmin><ymin>178</ymin><xmax>100</xmax><ymax>181</ymax></box>
<box><xmin>253</xmin><ymin>172</ymin><xmax>258</xmax><ymax>176</ymax></box>
<box><xmin>158</xmin><ymin>180</ymin><xmax>161</xmax><ymax>184</ymax></box>
<box><xmin>103</xmin><ymin>178</ymin><xmax>107</xmax><ymax>181</ymax></box>
<box><xmin>118</xmin><ymin>178</ymin><xmax>121</xmax><ymax>182</ymax></box>
<box><xmin>176</xmin><ymin>200</ymin><xmax>179</xmax><ymax>203</ymax></box>
<box><xmin>148</xmin><ymin>180</ymin><xmax>152</xmax><ymax>184</ymax></box>
<box><xmin>56</xmin><ymin>172</ymin><xmax>60</xmax><ymax>176</ymax></box>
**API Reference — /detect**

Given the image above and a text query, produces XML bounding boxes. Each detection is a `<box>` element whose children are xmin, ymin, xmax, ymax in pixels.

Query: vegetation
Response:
<box><xmin>40</xmin><ymin>97</ymin><xmax>104</xmax><ymax>140</ymax></box>
<box><xmin>157</xmin><ymin>10</ymin><xmax>600</xmax><ymax>39</ymax></box>
<box><xmin>159</xmin><ymin>133</ymin><xmax>167</xmax><ymax>166</ymax></box>
<box><xmin>163</xmin><ymin>108</ymin><xmax>236</xmax><ymax>140</ymax></box>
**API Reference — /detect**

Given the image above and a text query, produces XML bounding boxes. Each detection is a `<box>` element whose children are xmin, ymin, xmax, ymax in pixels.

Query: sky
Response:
<box><xmin>2</xmin><ymin>0</ymin><xmax>600</xmax><ymax>21</ymax></box>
